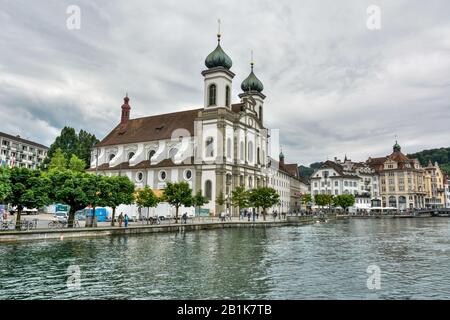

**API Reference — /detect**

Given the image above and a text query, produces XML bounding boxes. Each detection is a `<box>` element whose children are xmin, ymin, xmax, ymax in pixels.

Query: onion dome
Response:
<box><xmin>205</xmin><ymin>34</ymin><xmax>232</xmax><ymax>69</ymax></box>
<box><xmin>393</xmin><ymin>141</ymin><xmax>401</xmax><ymax>152</ymax></box>
<box><xmin>241</xmin><ymin>62</ymin><xmax>264</xmax><ymax>93</ymax></box>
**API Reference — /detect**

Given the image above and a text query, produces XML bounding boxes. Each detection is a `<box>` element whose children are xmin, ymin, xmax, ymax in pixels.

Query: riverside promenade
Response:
<box><xmin>0</xmin><ymin>216</ymin><xmax>318</xmax><ymax>243</ymax></box>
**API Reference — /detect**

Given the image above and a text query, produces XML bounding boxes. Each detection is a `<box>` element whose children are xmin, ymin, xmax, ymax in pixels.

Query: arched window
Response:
<box><xmin>249</xmin><ymin>176</ymin><xmax>253</xmax><ymax>188</ymax></box>
<box><xmin>240</xmin><ymin>141</ymin><xmax>244</xmax><ymax>160</ymax></box>
<box><xmin>389</xmin><ymin>196</ymin><xmax>397</xmax><ymax>208</ymax></box>
<box><xmin>109</xmin><ymin>154</ymin><xmax>115</xmax><ymax>161</ymax></box>
<box><xmin>208</xmin><ymin>84</ymin><xmax>216</xmax><ymax>106</ymax></box>
<box><xmin>225</xmin><ymin>85</ymin><xmax>230</xmax><ymax>107</ymax></box>
<box><xmin>148</xmin><ymin>150</ymin><xmax>156</xmax><ymax>160</ymax></box>
<box><xmin>128</xmin><ymin>152</ymin><xmax>135</xmax><ymax>160</ymax></box>
<box><xmin>205</xmin><ymin>137</ymin><xmax>214</xmax><ymax>157</ymax></box>
<box><xmin>227</xmin><ymin>138</ymin><xmax>232</xmax><ymax>158</ymax></box>
<box><xmin>205</xmin><ymin>180</ymin><xmax>212</xmax><ymax>200</ymax></box>
<box><xmin>248</xmin><ymin>141</ymin><xmax>253</xmax><ymax>162</ymax></box>
<box><xmin>259</xmin><ymin>106</ymin><xmax>263</xmax><ymax>121</ymax></box>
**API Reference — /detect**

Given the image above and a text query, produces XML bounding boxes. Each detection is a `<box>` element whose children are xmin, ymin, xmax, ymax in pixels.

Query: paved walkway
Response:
<box><xmin>1</xmin><ymin>213</ymin><xmax>289</xmax><ymax>231</ymax></box>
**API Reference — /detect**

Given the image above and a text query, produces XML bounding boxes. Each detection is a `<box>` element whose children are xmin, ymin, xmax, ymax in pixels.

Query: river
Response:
<box><xmin>0</xmin><ymin>218</ymin><xmax>449</xmax><ymax>299</ymax></box>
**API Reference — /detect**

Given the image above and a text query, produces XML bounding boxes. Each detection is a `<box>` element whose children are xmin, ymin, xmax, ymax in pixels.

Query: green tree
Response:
<box><xmin>231</xmin><ymin>186</ymin><xmax>249</xmax><ymax>214</ymax></box>
<box><xmin>161</xmin><ymin>182</ymin><xmax>193</xmax><ymax>224</ymax></box>
<box><xmin>44</xmin><ymin>127</ymin><xmax>99</xmax><ymax>169</ymax></box>
<box><xmin>248</xmin><ymin>187</ymin><xmax>280</xmax><ymax>221</ymax></box>
<box><xmin>48</xmin><ymin>148</ymin><xmax>67</xmax><ymax>172</ymax></box>
<box><xmin>0</xmin><ymin>167</ymin><xmax>12</xmax><ymax>202</ymax></box>
<box><xmin>77</xmin><ymin>130</ymin><xmax>100</xmax><ymax>167</ymax></box>
<box><xmin>192</xmin><ymin>190</ymin><xmax>209</xmax><ymax>216</ymax></box>
<box><xmin>136</xmin><ymin>186</ymin><xmax>160</xmax><ymax>223</ymax></box>
<box><xmin>103</xmin><ymin>175</ymin><xmax>136</xmax><ymax>226</ymax></box>
<box><xmin>333</xmin><ymin>194</ymin><xmax>355</xmax><ymax>212</ymax></box>
<box><xmin>301</xmin><ymin>193</ymin><xmax>312</xmax><ymax>208</ymax></box>
<box><xmin>48</xmin><ymin>170</ymin><xmax>102</xmax><ymax>228</ymax></box>
<box><xmin>68</xmin><ymin>154</ymin><xmax>86</xmax><ymax>172</ymax></box>
<box><xmin>85</xmin><ymin>174</ymin><xmax>109</xmax><ymax>227</ymax></box>
<box><xmin>6</xmin><ymin>168</ymin><xmax>51</xmax><ymax>230</ymax></box>
<box><xmin>216</xmin><ymin>191</ymin><xmax>225</xmax><ymax>206</ymax></box>
<box><xmin>314</xmin><ymin>194</ymin><xmax>334</xmax><ymax>209</ymax></box>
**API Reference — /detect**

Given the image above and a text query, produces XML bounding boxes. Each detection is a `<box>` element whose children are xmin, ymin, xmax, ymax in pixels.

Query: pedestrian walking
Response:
<box><xmin>182</xmin><ymin>212</ymin><xmax>188</xmax><ymax>224</ymax></box>
<box><xmin>247</xmin><ymin>210</ymin><xmax>251</xmax><ymax>222</ymax></box>
<box><xmin>239</xmin><ymin>209</ymin><xmax>243</xmax><ymax>220</ymax></box>
<box><xmin>124</xmin><ymin>214</ymin><xmax>129</xmax><ymax>227</ymax></box>
<box><xmin>118</xmin><ymin>212</ymin><xmax>124</xmax><ymax>227</ymax></box>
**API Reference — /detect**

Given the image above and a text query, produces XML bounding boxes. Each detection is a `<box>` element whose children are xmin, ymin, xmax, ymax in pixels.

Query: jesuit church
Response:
<box><xmin>90</xmin><ymin>32</ymin><xmax>297</xmax><ymax>215</ymax></box>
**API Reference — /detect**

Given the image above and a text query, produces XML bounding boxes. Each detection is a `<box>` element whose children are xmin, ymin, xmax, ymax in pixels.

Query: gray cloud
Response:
<box><xmin>0</xmin><ymin>0</ymin><xmax>449</xmax><ymax>165</ymax></box>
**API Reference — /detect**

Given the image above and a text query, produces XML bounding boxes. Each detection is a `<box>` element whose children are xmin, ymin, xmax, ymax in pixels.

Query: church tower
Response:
<box><xmin>202</xmin><ymin>23</ymin><xmax>234</xmax><ymax>109</ymax></box>
<box><xmin>239</xmin><ymin>54</ymin><xmax>265</xmax><ymax>124</ymax></box>
<box><xmin>121</xmin><ymin>94</ymin><xmax>131</xmax><ymax>124</ymax></box>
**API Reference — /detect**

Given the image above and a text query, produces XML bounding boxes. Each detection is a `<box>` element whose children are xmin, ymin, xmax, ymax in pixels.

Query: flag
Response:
<box><xmin>10</xmin><ymin>156</ymin><xmax>15</xmax><ymax>168</ymax></box>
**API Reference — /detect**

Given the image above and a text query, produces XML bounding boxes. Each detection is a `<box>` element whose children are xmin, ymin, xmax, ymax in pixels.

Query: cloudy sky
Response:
<box><xmin>1</xmin><ymin>0</ymin><xmax>449</xmax><ymax>166</ymax></box>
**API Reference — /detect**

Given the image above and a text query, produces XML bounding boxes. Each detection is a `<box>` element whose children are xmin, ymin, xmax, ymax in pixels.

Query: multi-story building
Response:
<box><xmin>367</xmin><ymin>141</ymin><xmax>427</xmax><ymax>210</ymax></box>
<box><xmin>424</xmin><ymin>161</ymin><xmax>446</xmax><ymax>209</ymax></box>
<box><xmin>0</xmin><ymin>131</ymin><xmax>48</xmax><ymax>169</ymax></box>
<box><xmin>310</xmin><ymin>157</ymin><xmax>379</xmax><ymax>210</ymax></box>
<box><xmin>445</xmin><ymin>176</ymin><xmax>450</xmax><ymax>208</ymax></box>
<box><xmin>90</xmin><ymin>32</ymin><xmax>274</xmax><ymax>216</ymax></box>
<box><xmin>267</xmin><ymin>153</ymin><xmax>291</xmax><ymax>214</ymax></box>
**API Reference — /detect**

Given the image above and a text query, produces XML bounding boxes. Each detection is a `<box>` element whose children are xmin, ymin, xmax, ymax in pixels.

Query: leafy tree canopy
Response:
<box><xmin>44</xmin><ymin>127</ymin><xmax>99</xmax><ymax>169</ymax></box>
<box><xmin>0</xmin><ymin>167</ymin><xmax>12</xmax><ymax>202</ymax></box>
<box><xmin>333</xmin><ymin>194</ymin><xmax>355</xmax><ymax>210</ymax></box>
<box><xmin>231</xmin><ymin>186</ymin><xmax>250</xmax><ymax>209</ymax></box>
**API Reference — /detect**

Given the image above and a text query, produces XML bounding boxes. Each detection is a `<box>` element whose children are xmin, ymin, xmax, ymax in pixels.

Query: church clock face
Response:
<box><xmin>248</xmin><ymin>118</ymin><xmax>254</xmax><ymax>127</ymax></box>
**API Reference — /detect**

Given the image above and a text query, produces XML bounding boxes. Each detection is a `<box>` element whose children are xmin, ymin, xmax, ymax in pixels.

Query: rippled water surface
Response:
<box><xmin>0</xmin><ymin>218</ymin><xmax>449</xmax><ymax>299</ymax></box>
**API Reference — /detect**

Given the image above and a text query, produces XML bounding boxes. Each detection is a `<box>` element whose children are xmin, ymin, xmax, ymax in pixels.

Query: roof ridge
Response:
<box><xmin>130</xmin><ymin>108</ymin><xmax>203</xmax><ymax>121</ymax></box>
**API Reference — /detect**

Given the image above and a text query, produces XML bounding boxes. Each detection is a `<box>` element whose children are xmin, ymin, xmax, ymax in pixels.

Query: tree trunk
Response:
<box><xmin>263</xmin><ymin>208</ymin><xmax>266</xmax><ymax>221</ymax></box>
<box><xmin>15</xmin><ymin>207</ymin><xmax>23</xmax><ymax>230</ymax></box>
<box><xmin>111</xmin><ymin>207</ymin><xmax>116</xmax><ymax>226</ymax></box>
<box><xmin>67</xmin><ymin>207</ymin><xmax>76</xmax><ymax>228</ymax></box>
<box><xmin>175</xmin><ymin>206</ymin><xmax>179</xmax><ymax>224</ymax></box>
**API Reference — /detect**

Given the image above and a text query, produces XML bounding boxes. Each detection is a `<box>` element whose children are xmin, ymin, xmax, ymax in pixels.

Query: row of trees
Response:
<box><xmin>299</xmin><ymin>193</ymin><xmax>356</xmax><ymax>211</ymax></box>
<box><xmin>0</xmin><ymin>165</ymin><xmax>284</xmax><ymax>229</ymax></box>
<box><xmin>229</xmin><ymin>186</ymin><xmax>280</xmax><ymax>221</ymax></box>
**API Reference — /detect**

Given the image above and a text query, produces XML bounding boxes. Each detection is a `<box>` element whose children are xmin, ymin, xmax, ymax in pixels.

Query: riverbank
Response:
<box><xmin>0</xmin><ymin>219</ymin><xmax>305</xmax><ymax>243</ymax></box>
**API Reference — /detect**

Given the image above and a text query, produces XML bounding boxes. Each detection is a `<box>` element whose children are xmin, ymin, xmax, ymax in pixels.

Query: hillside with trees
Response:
<box><xmin>407</xmin><ymin>147</ymin><xmax>450</xmax><ymax>175</ymax></box>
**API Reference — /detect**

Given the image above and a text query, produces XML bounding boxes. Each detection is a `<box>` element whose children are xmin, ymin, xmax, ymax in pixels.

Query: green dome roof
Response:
<box><xmin>393</xmin><ymin>141</ymin><xmax>401</xmax><ymax>152</ymax></box>
<box><xmin>205</xmin><ymin>35</ymin><xmax>232</xmax><ymax>69</ymax></box>
<box><xmin>241</xmin><ymin>63</ymin><xmax>264</xmax><ymax>93</ymax></box>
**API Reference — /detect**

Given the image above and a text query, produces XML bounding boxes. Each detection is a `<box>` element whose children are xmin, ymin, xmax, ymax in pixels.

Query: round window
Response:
<box><xmin>136</xmin><ymin>172</ymin><xmax>144</xmax><ymax>182</ymax></box>
<box><xmin>184</xmin><ymin>169</ymin><xmax>192</xmax><ymax>181</ymax></box>
<box><xmin>159</xmin><ymin>170</ymin><xmax>167</xmax><ymax>181</ymax></box>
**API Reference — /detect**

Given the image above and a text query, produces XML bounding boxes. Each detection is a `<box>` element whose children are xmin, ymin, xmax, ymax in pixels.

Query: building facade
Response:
<box><xmin>424</xmin><ymin>161</ymin><xmax>446</xmax><ymax>209</ymax></box>
<box><xmin>310</xmin><ymin>158</ymin><xmax>380</xmax><ymax>210</ymax></box>
<box><xmin>90</xmin><ymin>33</ymin><xmax>274</xmax><ymax>216</ymax></box>
<box><xmin>367</xmin><ymin>142</ymin><xmax>427</xmax><ymax>210</ymax></box>
<box><xmin>0</xmin><ymin>131</ymin><xmax>48</xmax><ymax>169</ymax></box>
<box><xmin>445</xmin><ymin>177</ymin><xmax>450</xmax><ymax>208</ymax></box>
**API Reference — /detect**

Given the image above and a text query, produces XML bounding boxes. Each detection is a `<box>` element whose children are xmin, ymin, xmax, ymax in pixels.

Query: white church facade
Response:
<box><xmin>89</xmin><ymin>32</ymin><xmax>285</xmax><ymax>216</ymax></box>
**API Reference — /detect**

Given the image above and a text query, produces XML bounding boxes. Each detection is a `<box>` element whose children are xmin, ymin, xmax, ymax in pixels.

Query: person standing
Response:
<box><xmin>118</xmin><ymin>212</ymin><xmax>124</xmax><ymax>227</ymax></box>
<box><xmin>124</xmin><ymin>214</ymin><xmax>129</xmax><ymax>228</ymax></box>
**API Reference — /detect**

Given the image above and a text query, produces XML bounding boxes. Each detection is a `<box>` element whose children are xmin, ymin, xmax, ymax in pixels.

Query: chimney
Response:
<box><xmin>121</xmin><ymin>94</ymin><xmax>131</xmax><ymax>124</ymax></box>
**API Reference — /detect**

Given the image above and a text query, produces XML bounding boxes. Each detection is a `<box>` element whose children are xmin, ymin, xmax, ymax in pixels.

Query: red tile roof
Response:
<box><xmin>96</xmin><ymin>109</ymin><xmax>202</xmax><ymax>147</ymax></box>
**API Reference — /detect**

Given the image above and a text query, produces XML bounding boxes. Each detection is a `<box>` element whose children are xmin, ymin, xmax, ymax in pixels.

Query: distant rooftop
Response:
<box><xmin>0</xmin><ymin>131</ymin><xmax>49</xmax><ymax>150</ymax></box>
